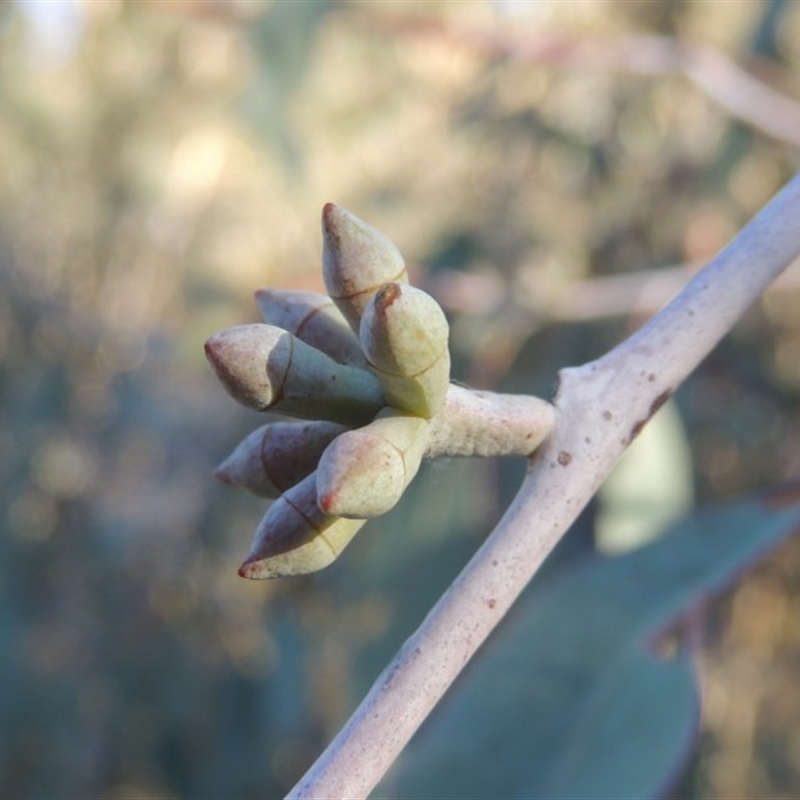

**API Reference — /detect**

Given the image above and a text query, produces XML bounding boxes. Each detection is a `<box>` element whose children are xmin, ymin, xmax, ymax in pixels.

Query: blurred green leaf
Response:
<box><xmin>596</xmin><ymin>398</ymin><xmax>694</xmax><ymax>553</ymax></box>
<box><xmin>383</xmin><ymin>486</ymin><xmax>800</xmax><ymax>800</ymax></box>
<box><xmin>241</xmin><ymin>0</ymin><xmax>333</xmax><ymax>170</ymax></box>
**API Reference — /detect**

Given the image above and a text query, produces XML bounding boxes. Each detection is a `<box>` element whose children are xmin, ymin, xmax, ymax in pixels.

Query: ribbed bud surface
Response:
<box><xmin>360</xmin><ymin>284</ymin><xmax>451</xmax><ymax>418</ymax></box>
<box><xmin>214</xmin><ymin>420</ymin><xmax>347</xmax><ymax>498</ymax></box>
<box><xmin>207</xmin><ymin>202</ymin><xmax>558</xmax><ymax>583</ymax></box>
<box><xmin>205</xmin><ymin>324</ymin><xmax>385</xmax><ymax>426</ymax></box>
<box><xmin>204</xmin><ymin>324</ymin><xmax>286</xmax><ymax>411</ymax></box>
<box><xmin>316</xmin><ymin>410</ymin><xmax>430</xmax><ymax>518</ymax></box>
<box><xmin>238</xmin><ymin>473</ymin><xmax>367</xmax><ymax>578</ymax></box>
<box><xmin>255</xmin><ymin>288</ymin><xmax>366</xmax><ymax>367</ymax></box>
<box><xmin>322</xmin><ymin>203</ymin><xmax>408</xmax><ymax>332</ymax></box>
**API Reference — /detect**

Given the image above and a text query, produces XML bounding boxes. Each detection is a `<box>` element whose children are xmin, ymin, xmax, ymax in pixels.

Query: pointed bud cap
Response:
<box><xmin>238</xmin><ymin>474</ymin><xmax>366</xmax><ymax>579</ymax></box>
<box><xmin>317</xmin><ymin>411</ymin><xmax>430</xmax><ymax>518</ymax></box>
<box><xmin>322</xmin><ymin>203</ymin><xmax>408</xmax><ymax>332</ymax></box>
<box><xmin>205</xmin><ymin>324</ymin><xmax>385</xmax><ymax>426</ymax></box>
<box><xmin>360</xmin><ymin>284</ymin><xmax>451</xmax><ymax>418</ymax></box>
<box><xmin>204</xmin><ymin>324</ymin><xmax>284</xmax><ymax>411</ymax></box>
<box><xmin>255</xmin><ymin>288</ymin><xmax>366</xmax><ymax>367</ymax></box>
<box><xmin>214</xmin><ymin>420</ymin><xmax>347</xmax><ymax>498</ymax></box>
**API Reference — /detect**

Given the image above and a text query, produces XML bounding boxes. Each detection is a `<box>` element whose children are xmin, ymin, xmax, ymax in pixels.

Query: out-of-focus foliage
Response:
<box><xmin>0</xmin><ymin>1</ymin><xmax>799</xmax><ymax>798</ymax></box>
<box><xmin>596</xmin><ymin>399</ymin><xmax>694</xmax><ymax>554</ymax></box>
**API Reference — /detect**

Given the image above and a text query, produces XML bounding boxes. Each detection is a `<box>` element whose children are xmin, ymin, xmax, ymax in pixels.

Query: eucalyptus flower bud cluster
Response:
<box><xmin>206</xmin><ymin>204</ymin><xmax>556</xmax><ymax>580</ymax></box>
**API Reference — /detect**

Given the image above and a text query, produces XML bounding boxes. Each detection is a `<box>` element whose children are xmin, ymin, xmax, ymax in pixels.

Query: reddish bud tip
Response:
<box><xmin>212</xmin><ymin>466</ymin><xmax>234</xmax><ymax>485</ymax></box>
<box><xmin>204</xmin><ymin>325</ymin><xmax>288</xmax><ymax>411</ymax></box>
<box><xmin>317</xmin><ymin>491</ymin><xmax>335</xmax><ymax>514</ymax></box>
<box><xmin>238</xmin><ymin>560</ymin><xmax>258</xmax><ymax>579</ymax></box>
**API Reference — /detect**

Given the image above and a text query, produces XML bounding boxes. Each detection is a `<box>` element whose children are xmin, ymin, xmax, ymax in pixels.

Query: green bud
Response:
<box><xmin>204</xmin><ymin>324</ymin><xmax>385</xmax><ymax>426</ymax></box>
<box><xmin>214</xmin><ymin>420</ymin><xmax>347</xmax><ymax>498</ymax></box>
<box><xmin>238</xmin><ymin>473</ymin><xmax>367</xmax><ymax>579</ymax></box>
<box><xmin>317</xmin><ymin>409</ymin><xmax>430</xmax><ymax>518</ymax></box>
<box><xmin>255</xmin><ymin>288</ymin><xmax>366</xmax><ymax>368</ymax></box>
<box><xmin>360</xmin><ymin>283</ymin><xmax>451</xmax><ymax>418</ymax></box>
<box><xmin>321</xmin><ymin>203</ymin><xmax>408</xmax><ymax>333</ymax></box>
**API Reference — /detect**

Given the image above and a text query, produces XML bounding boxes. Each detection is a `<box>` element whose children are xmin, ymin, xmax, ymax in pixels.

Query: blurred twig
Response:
<box><xmin>369</xmin><ymin>15</ymin><xmax>800</xmax><ymax>151</ymax></box>
<box><xmin>426</xmin><ymin>257</ymin><xmax>800</xmax><ymax>387</ymax></box>
<box><xmin>431</xmin><ymin>256</ymin><xmax>800</xmax><ymax>323</ymax></box>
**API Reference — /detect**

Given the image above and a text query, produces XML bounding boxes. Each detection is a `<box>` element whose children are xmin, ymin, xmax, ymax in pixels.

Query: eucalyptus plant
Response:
<box><xmin>203</xmin><ymin>178</ymin><xmax>800</xmax><ymax>800</ymax></box>
<box><xmin>205</xmin><ymin>203</ymin><xmax>554</xmax><ymax>580</ymax></box>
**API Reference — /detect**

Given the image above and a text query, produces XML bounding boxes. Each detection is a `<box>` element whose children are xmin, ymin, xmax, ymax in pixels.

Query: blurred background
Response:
<box><xmin>1</xmin><ymin>0</ymin><xmax>799</xmax><ymax>797</ymax></box>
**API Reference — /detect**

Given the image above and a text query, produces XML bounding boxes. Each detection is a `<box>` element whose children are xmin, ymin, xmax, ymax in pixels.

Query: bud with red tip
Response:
<box><xmin>238</xmin><ymin>473</ymin><xmax>367</xmax><ymax>579</ymax></box>
<box><xmin>255</xmin><ymin>288</ymin><xmax>366</xmax><ymax>368</ymax></box>
<box><xmin>204</xmin><ymin>324</ymin><xmax>384</xmax><ymax>426</ymax></box>
<box><xmin>207</xmin><ymin>204</ymin><xmax>557</xmax><ymax>582</ymax></box>
<box><xmin>214</xmin><ymin>420</ymin><xmax>347</xmax><ymax>498</ymax></box>
<box><xmin>321</xmin><ymin>203</ymin><xmax>408</xmax><ymax>333</ymax></box>
<box><xmin>360</xmin><ymin>283</ymin><xmax>451</xmax><ymax>418</ymax></box>
<box><xmin>316</xmin><ymin>409</ymin><xmax>430</xmax><ymax>519</ymax></box>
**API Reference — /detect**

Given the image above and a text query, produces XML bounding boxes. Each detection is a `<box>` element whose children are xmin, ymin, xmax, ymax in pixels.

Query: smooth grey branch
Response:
<box><xmin>287</xmin><ymin>172</ymin><xmax>800</xmax><ymax>800</ymax></box>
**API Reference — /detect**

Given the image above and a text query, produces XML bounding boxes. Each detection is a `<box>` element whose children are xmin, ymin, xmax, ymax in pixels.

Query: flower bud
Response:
<box><xmin>238</xmin><ymin>473</ymin><xmax>367</xmax><ymax>579</ymax></box>
<box><xmin>204</xmin><ymin>324</ymin><xmax>384</xmax><ymax>426</ymax></box>
<box><xmin>317</xmin><ymin>410</ymin><xmax>430</xmax><ymax>518</ymax></box>
<box><xmin>360</xmin><ymin>283</ymin><xmax>450</xmax><ymax>418</ymax></box>
<box><xmin>255</xmin><ymin>288</ymin><xmax>366</xmax><ymax>368</ymax></box>
<box><xmin>214</xmin><ymin>420</ymin><xmax>347</xmax><ymax>498</ymax></box>
<box><xmin>321</xmin><ymin>203</ymin><xmax>408</xmax><ymax>332</ymax></box>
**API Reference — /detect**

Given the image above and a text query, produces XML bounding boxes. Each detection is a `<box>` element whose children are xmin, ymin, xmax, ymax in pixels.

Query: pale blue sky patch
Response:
<box><xmin>15</xmin><ymin>0</ymin><xmax>84</xmax><ymax>68</ymax></box>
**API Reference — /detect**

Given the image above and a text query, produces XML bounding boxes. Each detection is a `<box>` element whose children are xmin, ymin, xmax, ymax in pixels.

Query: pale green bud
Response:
<box><xmin>238</xmin><ymin>473</ymin><xmax>366</xmax><ymax>579</ymax></box>
<box><xmin>359</xmin><ymin>283</ymin><xmax>451</xmax><ymax>418</ymax></box>
<box><xmin>214</xmin><ymin>420</ymin><xmax>347</xmax><ymax>498</ymax></box>
<box><xmin>255</xmin><ymin>288</ymin><xmax>366</xmax><ymax>368</ymax></box>
<box><xmin>321</xmin><ymin>203</ymin><xmax>408</xmax><ymax>333</ymax></box>
<box><xmin>316</xmin><ymin>409</ymin><xmax>430</xmax><ymax>518</ymax></box>
<box><xmin>204</xmin><ymin>324</ymin><xmax>385</xmax><ymax>426</ymax></box>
